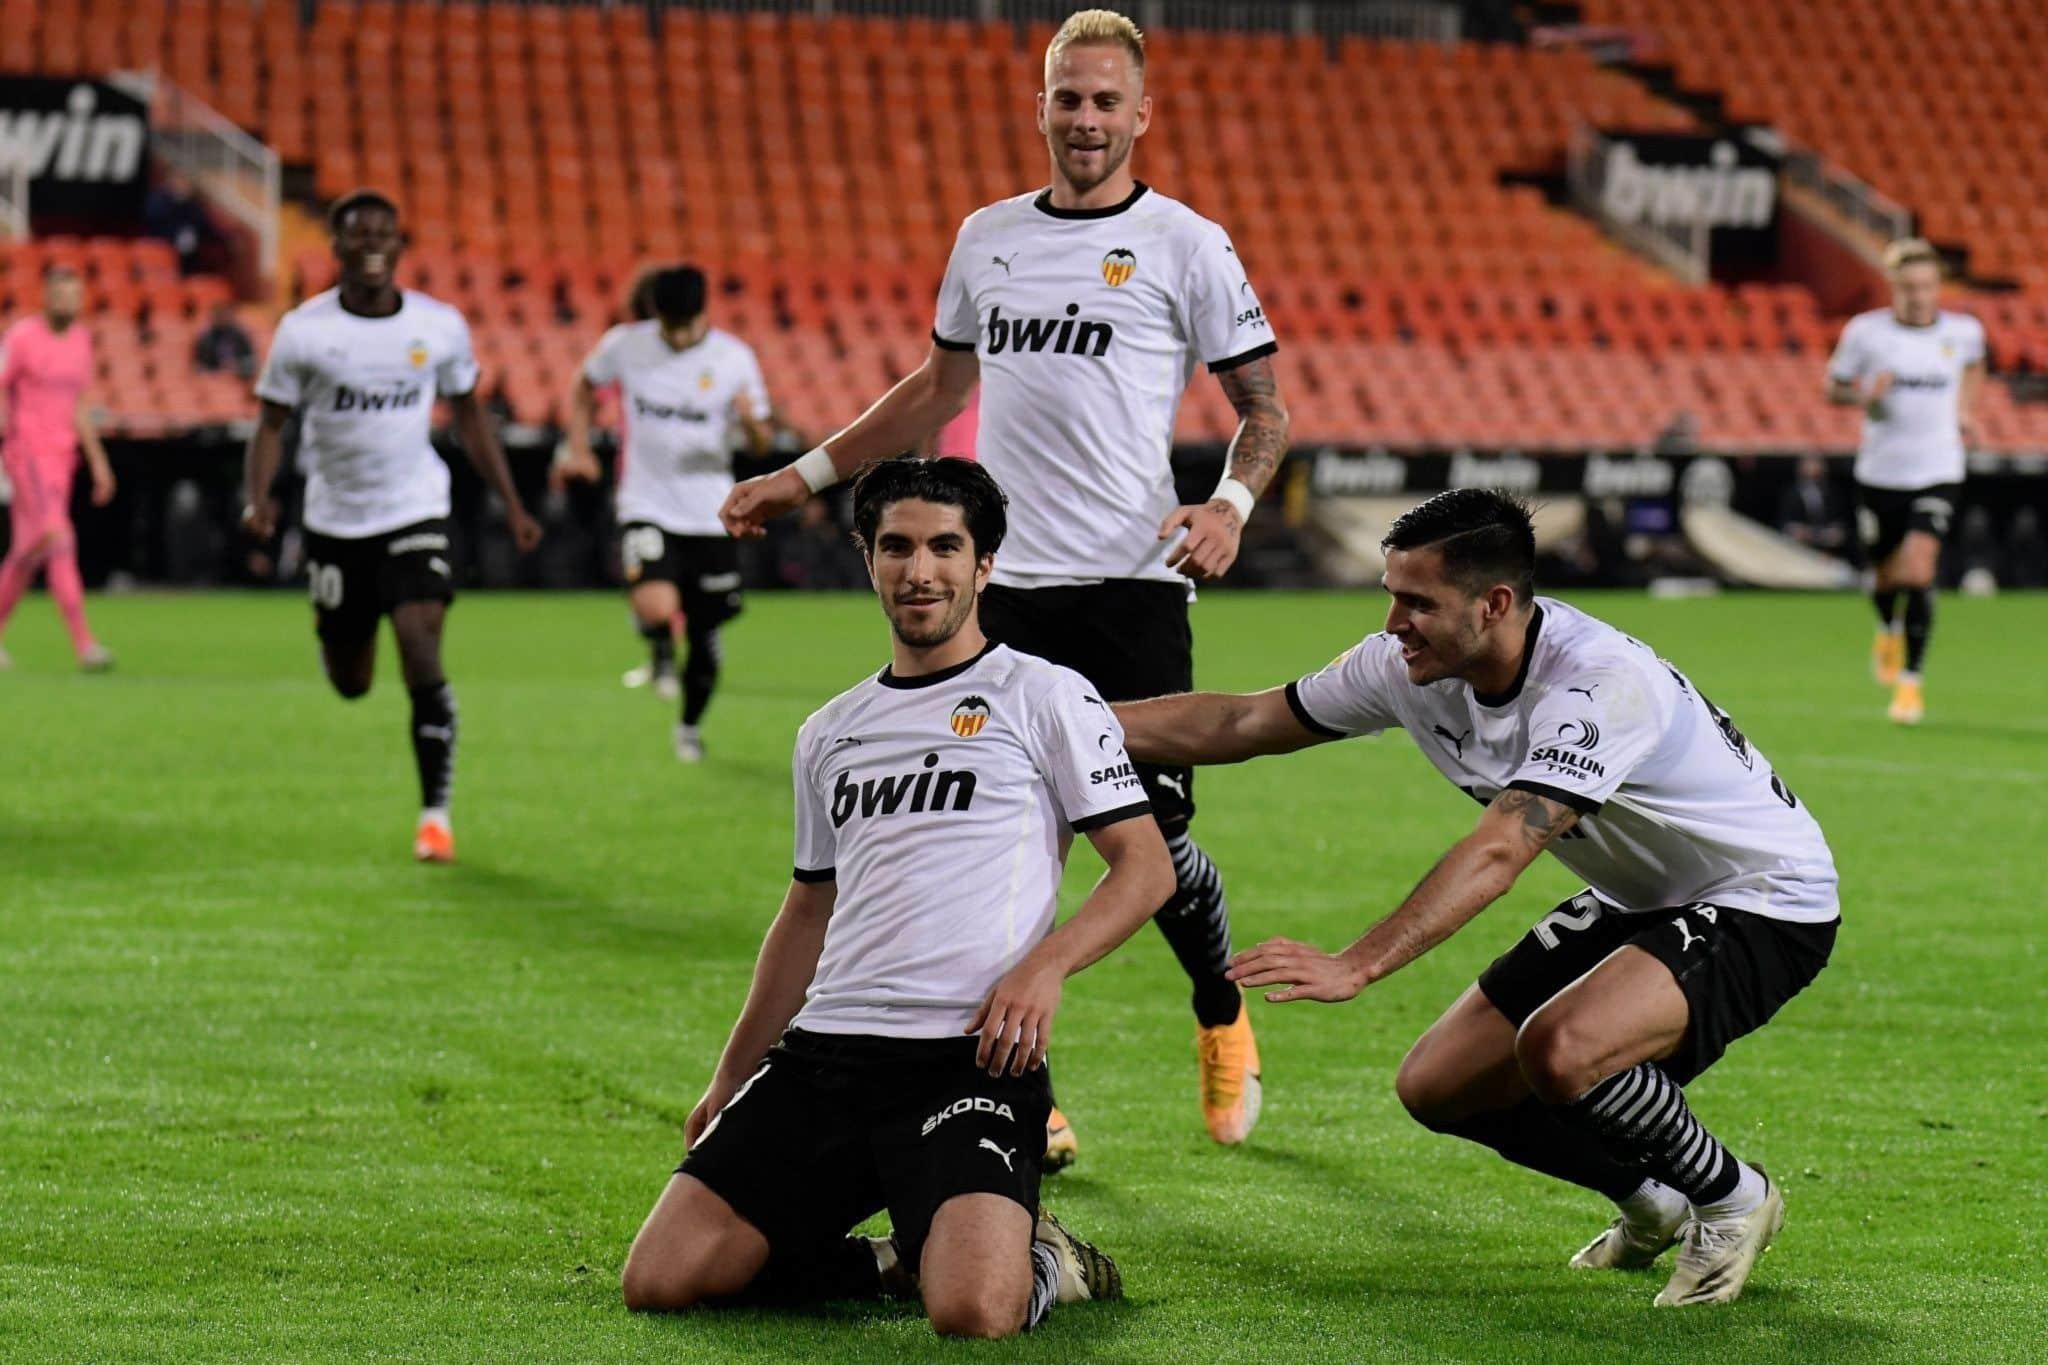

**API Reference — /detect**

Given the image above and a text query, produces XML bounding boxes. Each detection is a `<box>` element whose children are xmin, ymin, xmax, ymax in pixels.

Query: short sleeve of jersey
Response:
<box><xmin>790</xmin><ymin>726</ymin><xmax>836</xmax><ymax>882</ymax></box>
<box><xmin>1826</xmin><ymin>316</ymin><xmax>1868</xmax><ymax>383</ymax></box>
<box><xmin>931</xmin><ymin>217</ymin><xmax>980</xmax><ymax>352</ymax></box>
<box><xmin>736</xmin><ymin>340</ymin><xmax>770</xmax><ymax>415</ymax></box>
<box><xmin>1026</xmin><ymin>669</ymin><xmax>1151</xmax><ymax>832</ymax></box>
<box><xmin>1182</xmin><ymin>223</ymin><xmax>1277</xmax><ymax>372</ymax></box>
<box><xmin>1505</xmin><ymin>669</ymin><xmax>1663</xmax><ymax>814</ymax></box>
<box><xmin>1959</xmin><ymin>314</ymin><xmax>1987</xmax><ymax>365</ymax></box>
<box><xmin>1285</xmin><ymin>635</ymin><xmax>1402</xmax><ymax>739</ymax></box>
<box><xmin>435</xmin><ymin>311</ymin><xmax>481</xmax><ymax>398</ymax></box>
<box><xmin>581</xmin><ymin>325</ymin><xmax>628</xmax><ymax>387</ymax></box>
<box><xmin>254</xmin><ymin>314</ymin><xmax>303</xmax><ymax>406</ymax></box>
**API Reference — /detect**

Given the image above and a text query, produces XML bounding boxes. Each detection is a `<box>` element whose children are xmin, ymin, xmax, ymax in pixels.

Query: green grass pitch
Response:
<box><xmin>2</xmin><ymin>588</ymin><xmax>2041</xmax><ymax>1362</ymax></box>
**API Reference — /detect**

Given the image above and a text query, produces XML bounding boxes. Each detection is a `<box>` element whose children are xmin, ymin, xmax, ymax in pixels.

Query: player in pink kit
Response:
<box><xmin>0</xmin><ymin>265</ymin><xmax>116</xmax><ymax>672</ymax></box>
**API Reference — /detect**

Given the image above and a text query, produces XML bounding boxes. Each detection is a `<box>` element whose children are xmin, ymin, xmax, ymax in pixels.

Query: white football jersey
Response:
<box><xmin>932</xmin><ymin>183</ymin><xmax>1277</xmax><ymax>586</ymax></box>
<box><xmin>1827</xmin><ymin>309</ymin><xmax>1984</xmax><ymax>490</ymax></box>
<box><xmin>581</xmin><ymin>323</ymin><xmax>768</xmax><ymax>537</ymax></box>
<box><xmin>255</xmin><ymin>289</ymin><xmax>479</xmax><ymax>539</ymax></box>
<box><xmin>1288</xmin><ymin>599</ymin><xmax>1838</xmax><ymax>924</ymax></box>
<box><xmin>789</xmin><ymin>642</ymin><xmax>1152</xmax><ymax>1038</ymax></box>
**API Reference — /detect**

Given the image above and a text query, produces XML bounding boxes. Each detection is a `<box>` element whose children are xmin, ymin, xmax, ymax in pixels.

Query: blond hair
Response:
<box><xmin>1045</xmin><ymin>9</ymin><xmax>1146</xmax><ymax>81</ymax></box>
<box><xmin>1883</xmin><ymin>237</ymin><xmax>1941</xmax><ymax>274</ymax></box>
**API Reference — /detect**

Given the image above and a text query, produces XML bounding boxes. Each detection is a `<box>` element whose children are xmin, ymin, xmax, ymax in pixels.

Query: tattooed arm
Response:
<box><xmin>1159</xmin><ymin>355</ymin><xmax>1291</xmax><ymax>581</ymax></box>
<box><xmin>1227</xmin><ymin>788</ymin><xmax>1580</xmax><ymax>1004</ymax></box>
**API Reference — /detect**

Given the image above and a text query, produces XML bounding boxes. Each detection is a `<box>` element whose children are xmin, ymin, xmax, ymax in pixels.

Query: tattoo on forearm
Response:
<box><xmin>1492</xmin><ymin>789</ymin><xmax>1579</xmax><ymax>847</ymax></box>
<box><xmin>1217</xmin><ymin>357</ymin><xmax>1289</xmax><ymax>497</ymax></box>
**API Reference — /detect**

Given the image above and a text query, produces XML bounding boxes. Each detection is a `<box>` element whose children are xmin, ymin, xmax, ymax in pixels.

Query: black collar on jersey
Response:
<box><xmin>877</xmin><ymin>639</ymin><xmax>999</xmax><ymax>690</ymax></box>
<box><xmin>1033</xmin><ymin>181</ymin><xmax>1150</xmax><ymax>220</ymax></box>
<box><xmin>1474</xmin><ymin>604</ymin><xmax>1544</xmax><ymax>709</ymax></box>
<box><xmin>338</xmin><ymin>288</ymin><xmax>405</xmax><ymax>320</ymax></box>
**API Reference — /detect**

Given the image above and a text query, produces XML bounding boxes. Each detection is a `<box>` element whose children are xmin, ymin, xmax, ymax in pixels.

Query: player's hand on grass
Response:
<box><xmin>1159</xmin><ymin>501</ymin><xmax>1244</xmax><ymax>581</ymax></box>
<box><xmin>241</xmin><ymin>499</ymin><xmax>280</xmax><ymax>541</ymax></box>
<box><xmin>506</xmin><ymin>506</ymin><xmax>544</xmax><ymax>553</ymax></box>
<box><xmin>967</xmin><ymin>959</ymin><xmax>1062</xmax><ymax>1077</ymax></box>
<box><xmin>720</xmin><ymin>468</ymin><xmax>808</xmax><ymax>538</ymax></box>
<box><xmin>90</xmin><ymin>467</ymin><xmax>116</xmax><ymax>506</ymax></box>
<box><xmin>1227</xmin><ymin>936</ymin><xmax>1365</xmax><ymax>1004</ymax></box>
<box><xmin>685</xmin><ymin>1072</ymin><xmax>743</xmax><ymax>1150</ymax></box>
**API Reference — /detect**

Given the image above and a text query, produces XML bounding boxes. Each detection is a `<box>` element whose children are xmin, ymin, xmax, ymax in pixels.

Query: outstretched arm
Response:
<box><xmin>684</xmin><ymin>879</ymin><xmax>836</xmax><ymax>1147</ymax></box>
<box><xmin>1229</xmin><ymin>788</ymin><xmax>1581</xmax><ymax>1004</ymax></box>
<box><xmin>1114</xmin><ymin>685</ymin><xmax>1332</xmax><ymax>766</ymax></box>
<box><xmin>720</xmin><ymin>343</ymin><xmax>980</xmax><ymax>536</ymax></box>
<box><xmin>965</xmin><ymin>813</ymin><xmax>1175</xmax><ymax>1077</ymax></box>
<box><xmin>449</xmin><ymin>390</ymin><xmax>542</xmax><ymax>552</ymax></box>
<box><xmin>1160</xmin><ymin>356</ymin><xmax>1291</xmax><ymax>581</ymax></box>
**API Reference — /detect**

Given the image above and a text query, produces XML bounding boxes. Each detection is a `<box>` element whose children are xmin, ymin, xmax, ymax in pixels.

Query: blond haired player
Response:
<box><xmin>720</xmin><ymin>9</ymin><xmax>1290</xmax><ymax>1166</ymax></box>
<box><xmin>1826</xmin><ymin>238</ymin><xmax>1983</xmax><ymax>725</ymax></box>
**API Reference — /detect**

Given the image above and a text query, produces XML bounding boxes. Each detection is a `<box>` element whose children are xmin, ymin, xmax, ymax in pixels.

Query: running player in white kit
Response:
<box><xmin>623</xmin><ymin>459</ymin><xmax>1169</xmax><ymax>1337</ymax></box>
<box><xmin>1115</xmin><ymin>490</ymin><xmax>1841</xmax><ymax>1308</ymax></box>
<box><xmin>560</xmin><ymin>266</ymin><xmax>772</xmax><ymax>760</ymax></box>
<box><xmin>719</xmin><ymin>9</ymin><xmax>1290</xmax><ymax>1161</ymax></box>
<box><xmin>243</xmin><ymin>191</ymin><xmax>543</xmax><ymax>862</ymax></box>
<box><xmin>1826</xmin><ymin>237</ymin><xmax>1983</xmax><ymax>725</ymax></box>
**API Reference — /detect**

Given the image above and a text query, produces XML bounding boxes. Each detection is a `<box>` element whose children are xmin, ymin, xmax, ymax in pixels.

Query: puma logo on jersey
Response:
<box><xmin>979</xmin><ymin>1139</ymin><xmax>1018</xmax><ymax>1171</ymax></box>
<box><xmin>1433</xmin><ymin>724</ymin><xmax>1470</xmax><ymax>758</ymax></box>
<box><xmin>830</xmin><ymin>753</ymin><xmax>977</xmax><ymax>828</ymax></box>
<box><xmin>986</xmin><ymin>304</ymin><xmax>1113</xmax><ymax>358</ymax></box>
<box><xmin>334</xmin><ymin>382</ymin><xmax>426</xmax><ymax>412</ymax></box>
<box><xmin>992</xmin><ymin>252</ymin><xmax>1018</xmax><ymax>276</ymax></box>
<box><xmin>1568</xmin><ymin>684</ymin><xmax>1598</xmax><ymax>700</ymax></box>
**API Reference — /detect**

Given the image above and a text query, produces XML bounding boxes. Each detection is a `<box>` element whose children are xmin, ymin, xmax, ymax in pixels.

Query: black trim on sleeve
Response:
<box><xmin>792</xmin><ymin>866</ymin><xmax>836</xmax><ymax>884</ymax></box>
<box><xmin>1207</xmin><ymin>339</ymin><xmax>1279</xmax><ymax>374</ymax></box>
<box><xmin>1504</xmin><ymin>779</ymin><xmax>1602</xmax><ymax>816</ymax></box>
<box><xmin>1071</xmin><ymin>800</ymin><xmax>1154</xmax><ymax>834</ymax></box>
<box><xmin>1032</xmin><ymin>181</ymin><xmax>1150</xmax><ymax>220</ymax></box>
<box><xmin>931</xmin><ymin>329</ymin><xmax>976</xmax><ymax>352</ymax></box>
<box><xmin>1284</xmin><ymin>680</ymin><xmax>1348</xmax><ymax>739</ymax></box>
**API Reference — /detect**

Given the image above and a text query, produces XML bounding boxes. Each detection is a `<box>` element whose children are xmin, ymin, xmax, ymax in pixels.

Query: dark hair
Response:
<box><xmin>649</xmin><ymin>266</ymin><xmax>706</xmax><ymax>325</ymax></box>
<box><xmin>628</xmin><ymin>265</ymin><xmax>660</xmax><ymax>321</ymax></box>
<box><xmin>1381</xmin><ymin>488</ymin><xmax>1536</xmax><ymax>602</ymax></box>
<box><xmin>327</xmin><ymin>189</ymin><xmax>400</xmax><ymax>235</ymax></box>
<box><xmin>851</xmin><ymin>457</ymin><xmax>1008</xmax><ymax>559</ymax></box>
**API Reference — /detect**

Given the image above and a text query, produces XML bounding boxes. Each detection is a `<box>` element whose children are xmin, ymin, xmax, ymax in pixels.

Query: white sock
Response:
<box><xmin>1696</xmin><ymin>1161</ymin><xmax>1767</xmax><ymax>1219</ymax></box>
<box><xmin>1618</xmin><ymin>1178</ymin><xmax>1688</xmax><ymax>1229</ymax></box>
<box><xmin>1025</xmin><ymin>1240</ymin><xmax>1059</xmax><ymax>1330</ymax></box>
<box><xmin>1899</xmin><ymin>670</ymin><xmax>1921</xmax><ymax>685</ymax></box>
<box><xmin>420</xmin><ymin>806</ymin><xmax>450</xmax><ymax>827</ymax></box>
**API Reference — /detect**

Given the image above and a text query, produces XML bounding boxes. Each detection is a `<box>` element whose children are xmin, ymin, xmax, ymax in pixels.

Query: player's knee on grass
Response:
<box><xmin>919</xmin><ymin>1193</ymin><xmax>1032</xmax><ymax>1339</ymax></box>
<box><xmin>620</xmin><ymin>1178</ymin><xmax>768</xmax><ymax>1312</ymax></box>
<box><xmin>924</xmin><ymin>1286</ymin><xmax>1026</xmax><ymax>1340</ymax></box>
<box><xmin>1394</xmin><ymin>1041</ymin><xmax>1463</xmax><ymax>1130</ymax></box>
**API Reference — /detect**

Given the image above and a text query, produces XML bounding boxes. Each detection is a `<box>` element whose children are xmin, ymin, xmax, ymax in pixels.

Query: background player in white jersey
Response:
<box><xmin>243</xmin><ymin>191</ymin><xmax>543</xmax><ymax>862</ymax></box>
<box><xmin>1114</xmin><ymin>490</ymin><xmax>1841</xmax><ymax>1308</ymax></box>
<box><xmin>559</xmin><ymin>266</ymin><xmax>771</xmax><ymax>761</ymax></box>
<box><xmin>623</xmin><ymin>459</ymin><xmax>1170</xmax><ymax>1337</ymax></box>
<box><xmin>1826</xmin><ymin>237</ymin><xmax>1983</xmax><ymax>725</ymax></box>
<box><xmin>719</xmin><ymin>9</ymin><xmax>1290</xmax><ymax>1160</ymax></box>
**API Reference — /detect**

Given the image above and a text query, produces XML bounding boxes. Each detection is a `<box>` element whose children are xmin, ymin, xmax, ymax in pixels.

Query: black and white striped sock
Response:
<box><xmin>1154</xmin><ymin>828</ymin><xmax>1240</xmax><ymax>1028</ymax></box>
<box><xmin>409</xmin><ymin>680</ymin><xmax>457</xmax><ymax>813</ymax></box>
<box><xmin>1561</xmin><ymin>1062</ymin><xmax>1746</xmax><ymax>1208</ymax></box>
<box><xmin>1025</xmin><ymin>1240</ymin><xmax>1059</xmax><ymax>1330</ymax></box>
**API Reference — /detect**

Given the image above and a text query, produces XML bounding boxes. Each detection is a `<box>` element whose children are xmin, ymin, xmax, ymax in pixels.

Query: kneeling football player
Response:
<box><xmin>622</xmin><ymin>458</ymin><xmax>1171</xmax><ymax>1336</ymax></box>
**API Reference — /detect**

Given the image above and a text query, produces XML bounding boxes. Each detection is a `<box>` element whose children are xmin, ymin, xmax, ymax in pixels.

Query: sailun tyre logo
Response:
<box><xmin>1100</xmin><ymin>248</ymin><xmax>1137</xmax><ymax>287</ymax></box>
<box><xmin>950</xmin><ymin>696</ymin><xmax>991</xmax><ymax>738</ymax></box>
<box><xmin>1556</xmin><ymin>719</ymin><xmax>1600</xmax><ymax>750</ymax></box>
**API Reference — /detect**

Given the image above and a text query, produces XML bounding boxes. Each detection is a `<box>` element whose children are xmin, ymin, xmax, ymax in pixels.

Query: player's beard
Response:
<box><xmin>1056</xmin><ymin>131</ymin><xmax>1132</xmax><ymax>196</ymax></box>
<box><xmin>886</xmin><ymin>588</ymin><xmax>976</xmax><ymax>649</ymax></box>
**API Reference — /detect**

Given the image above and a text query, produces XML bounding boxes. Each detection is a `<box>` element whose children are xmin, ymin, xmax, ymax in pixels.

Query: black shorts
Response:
<box><xmin>619</xmin><ymin>523</ymin><xmax>743</xmax><ymax>628</ymax></box>
<box><xmin>1477</xmin><ymin>891</ymin><xmax>1838</xmax><ymax>1085</ymax></box>
<box><xmin>679</xmin><ymin>1029</ymin><xmax>1052</xmax><ymax>1273</ymax></box>
<box><xmin>302</xmin><ymin>518</ymin><xmax>455</xmax><ymax>644</ymax></box>
<box><xmin>979</xmin><ymin>580</ymin><xmax>1195</xmax><ymax>826</ymax></box>
<box><xmin>1854</xmin><ymin>481</ymin><xmax>1961</xmax><ymax>563</ymax></box>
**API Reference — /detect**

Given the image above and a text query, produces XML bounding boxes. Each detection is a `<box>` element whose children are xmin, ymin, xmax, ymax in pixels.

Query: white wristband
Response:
<box><xmin>792</xmin><ymin>446</ymin><xmax>839</xmax><ymax>494</ymax></box>
<box><xmin>1210</xmin><ymin>476</ymin><xmax>1256</xmax><ymax>525</ymax></box>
